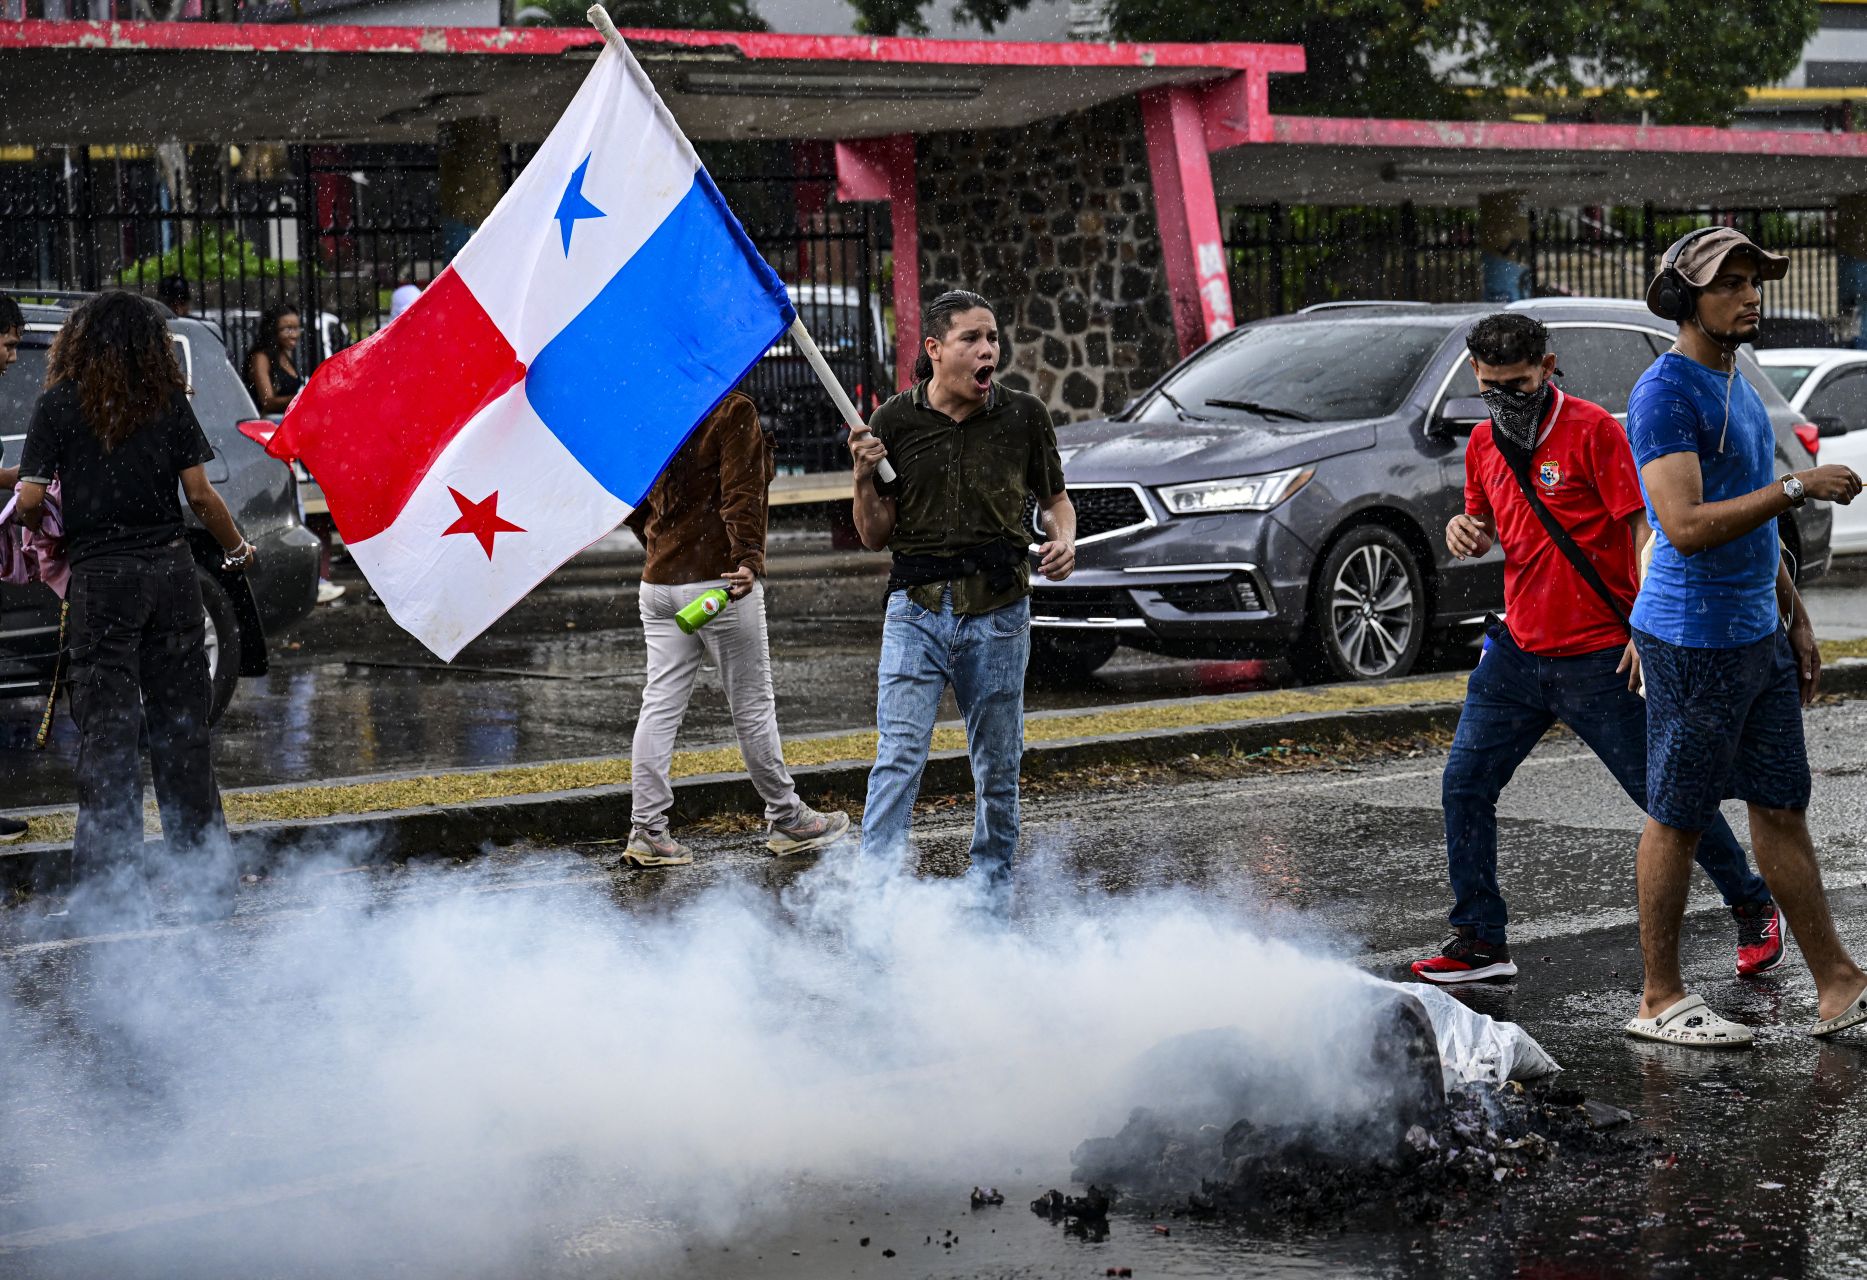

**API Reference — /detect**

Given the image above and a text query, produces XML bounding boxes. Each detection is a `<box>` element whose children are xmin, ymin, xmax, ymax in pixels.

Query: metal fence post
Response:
<box><xmin>1526</xmin><ymin>209</ymin><xmax>1539</xmax><ymax>297</ymax></box>
<box><xmin>1268</xmin><ymin>203</ymin><xmax>1284</xmax><ymax>315</ymax></box>
<box><xmin>76</xmin><ymin>145</ymin><xmax>98</xmax><ymax>292</ymax></box>
<box><xmin>1401</xmin><ymin>201</ymin><xmax>1418</xmax><ymax>299</ymax></box>
<box><xmin>1641</xmin><ymin>202</ymin><xmax>1658</xmax><ymax>284</ymax></box>
<box><xmin>293</xmin><ymin>146</ymin><xmax>321</xmax><ymax>372</ymax></box>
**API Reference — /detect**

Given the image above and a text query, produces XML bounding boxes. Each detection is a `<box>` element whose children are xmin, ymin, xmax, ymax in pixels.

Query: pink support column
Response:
<box><xmin>1140</xmin><ymin>84</ymin><xmax>1235</xmax><ymax>357</ymax></box>
<box><xmin>836</xmin><ymin>135</ymin><xmax>920</xmax><ymax>390</ymax></box>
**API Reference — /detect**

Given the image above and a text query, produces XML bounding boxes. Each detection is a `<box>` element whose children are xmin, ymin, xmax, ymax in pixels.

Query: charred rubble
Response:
<box><xmin>1060</xmin><ymin>992</ymin><xmax>1644</xmax><ymax>1228</ymax></box>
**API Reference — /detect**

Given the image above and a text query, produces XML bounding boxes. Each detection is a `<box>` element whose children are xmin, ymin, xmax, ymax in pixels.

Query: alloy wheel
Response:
<box><xmin>1328</xmin><ymin>543</ymin><xmax>1415</xmax><ymax>678</ymax></box>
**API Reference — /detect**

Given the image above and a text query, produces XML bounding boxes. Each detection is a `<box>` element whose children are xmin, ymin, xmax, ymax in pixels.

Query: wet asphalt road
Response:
<box><xmin>6</xmin><ymin>530</ymin><xmax>1861</xmax><ymax>809</ymax></box>
<box><xmin>10</xmin><ymin>700</ymin><xmax>1867</xmax><ymax>1275</ymax></box>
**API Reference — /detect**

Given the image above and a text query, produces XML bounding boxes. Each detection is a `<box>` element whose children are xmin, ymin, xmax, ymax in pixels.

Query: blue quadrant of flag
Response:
<box><xmin>525</xmin><ymin>170</ymin><xmax>797</xmax><ymax>507</ymax></box>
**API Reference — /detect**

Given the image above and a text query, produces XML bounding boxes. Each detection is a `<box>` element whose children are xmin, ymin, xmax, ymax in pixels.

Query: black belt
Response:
<box><xmin>887</xmin><ymin>540</ymin><xmax>1024</xmax><ymax>598</ymax></box>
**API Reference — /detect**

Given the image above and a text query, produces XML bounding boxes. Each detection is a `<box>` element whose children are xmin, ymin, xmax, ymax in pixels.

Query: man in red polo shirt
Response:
<box><xmin>1411</xmin><ymin>312</ymin><xmax>1777</xmax><ymax>984</ymax></box>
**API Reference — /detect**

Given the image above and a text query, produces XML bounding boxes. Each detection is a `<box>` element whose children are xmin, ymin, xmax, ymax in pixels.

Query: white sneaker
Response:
<box><xmin>317</xmin><ymin>579</ymin><xmax>346</xmax><ymax>605</ymax></box>
<box><xmin>767</xmin><ymin>806</ymin><xmax>852</xmax><ymax>856</ymax></box>
<box><xmin>620</xmin><ymin>827</ymin><xmax>693</xmax><ymax>868</ymax></box>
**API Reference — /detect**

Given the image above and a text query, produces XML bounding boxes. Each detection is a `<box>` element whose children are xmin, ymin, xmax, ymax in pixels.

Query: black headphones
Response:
<box><xmin>1649</xmin><ymin>227</ymin><xmax>1725</xmax><ymax>323</ymax></box>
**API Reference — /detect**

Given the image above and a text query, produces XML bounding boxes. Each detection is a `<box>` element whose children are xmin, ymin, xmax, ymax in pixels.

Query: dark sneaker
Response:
<box><xmin>1734</xmin><ymin>902</ymin><xmax>1786</xmax><ymax>977</ymax></box>
<box><xmin>0</xmin><ymin>816</ymin><xmax>27</xmax><ymax>844</ymax></box>
<box><xmin>767</xmin><ymin>805</ymin><xmax>852</xmax><ymax>857</ymax></box>
<box><xmin>620</xmin><ymin>828</ymin><xmax>693</xmax><ymax>868</ymax></box>
<box><xmin>1410</xmin><ymin>928</ymin><xmax>1518</xmax><ymax>984</ymax></box>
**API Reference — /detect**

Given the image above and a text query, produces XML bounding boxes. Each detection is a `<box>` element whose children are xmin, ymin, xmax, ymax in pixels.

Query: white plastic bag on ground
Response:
<box><xmin>1376</xmin><ymin>978</ymin><xmax>1562</xmax><ymax>1085</ymax></box>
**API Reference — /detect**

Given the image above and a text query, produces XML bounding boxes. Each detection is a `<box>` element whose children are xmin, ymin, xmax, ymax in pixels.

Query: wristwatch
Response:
<box><xmin>1782</xmin><ymin>474</ymin><xmax>1807</xmax><ymax>508</ymax></box>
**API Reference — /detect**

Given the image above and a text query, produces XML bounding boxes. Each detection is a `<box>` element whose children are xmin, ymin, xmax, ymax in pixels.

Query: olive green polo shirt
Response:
<box><xmin>871</xmin><ymin>379</ymin><xmax>1066</xmax><ymax>616</ymax></box>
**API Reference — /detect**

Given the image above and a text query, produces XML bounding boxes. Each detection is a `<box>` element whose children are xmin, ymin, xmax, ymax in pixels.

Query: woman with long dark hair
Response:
<box><xmin>244</xmin><ymin>302</ymin><xmax>304</xmax><ymax>415</ymax></box>
<box><xmin>15</xmin><ymin>290</ymin><xmax>253</xmax><ymax>923</ymax></box>
<box><xmin>246</xmin><ymin>301</ymin><xmax>344</xmax><ymax>603</ymax></box>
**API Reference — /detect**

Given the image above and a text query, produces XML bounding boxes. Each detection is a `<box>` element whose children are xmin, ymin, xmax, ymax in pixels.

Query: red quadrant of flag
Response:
<box><xmin>267</xmin><ymin>267</ymin><xmax>527</xmax><ymax>543</ymax></box>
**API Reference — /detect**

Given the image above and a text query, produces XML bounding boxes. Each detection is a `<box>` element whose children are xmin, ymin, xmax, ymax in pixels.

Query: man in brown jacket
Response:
<box><xmin>623</xmin><ymin>391</ymin><xmax>850</xmax><ymax>867</ymax></box>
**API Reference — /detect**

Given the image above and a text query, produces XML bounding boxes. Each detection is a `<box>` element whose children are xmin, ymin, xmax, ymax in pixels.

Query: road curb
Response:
<box><xmin>9</xmin><ymin>658</ymin><xmax>1865</xmax><ymax>893</ymax></box>
<box><xmin>0</xmin><ymin>699</ymin><xmax>1464</xmax><ymax>892</ymax></box>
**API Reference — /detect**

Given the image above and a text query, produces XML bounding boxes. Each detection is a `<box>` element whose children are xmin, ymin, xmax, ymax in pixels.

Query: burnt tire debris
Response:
<box><xmin>1070</xmin><ymin>1078</ymin><xmax>1648</xmax><ymax>1229</ymax></box>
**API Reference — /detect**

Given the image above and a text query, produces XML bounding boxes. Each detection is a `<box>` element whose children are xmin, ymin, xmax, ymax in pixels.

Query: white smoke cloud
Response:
<box><xmin>0</xmin><ymin>844</ymin><xmax>1397</xmax><ymax>1276</ymax></box>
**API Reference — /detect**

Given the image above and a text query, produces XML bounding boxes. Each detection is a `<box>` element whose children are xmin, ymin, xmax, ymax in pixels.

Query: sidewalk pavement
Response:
<box><xmin>9</xmin><ymin>655</ymin><xmax>1867</xmax><ymax>892</ymax></box>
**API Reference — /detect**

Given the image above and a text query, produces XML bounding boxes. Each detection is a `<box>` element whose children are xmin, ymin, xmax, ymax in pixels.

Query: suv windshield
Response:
<box><xmin>1138</xmin><ymin>320</ymin><xmax>1449</xmax><ymax>424</ymax></box>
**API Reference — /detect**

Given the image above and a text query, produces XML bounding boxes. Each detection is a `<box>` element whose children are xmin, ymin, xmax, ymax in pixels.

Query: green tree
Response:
<box><xmin>1102</xmin><ymin>0</ymin><xmax>1818</xmax><ymax>126</ymax></box>
<box><xmin>848</xmin><ymin>0</ymin><xmax>1030</xmax><ymax>37</ymax></box>
<box><xmin>1452</xmin><ymin>0</ymin><xmax>1817</xmax><ymax>125</ymax></box>
<box><xmin>544</xmin><ymin>0</ymin><xmax>766</xmax><ymax>31</ymax></box>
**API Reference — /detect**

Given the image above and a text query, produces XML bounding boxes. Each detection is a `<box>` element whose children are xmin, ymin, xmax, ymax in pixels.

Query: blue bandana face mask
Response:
<box><xmin>1481</xmin><ymin>382</ymin><xmax>1551</xmax><ymax>456</ymax></box>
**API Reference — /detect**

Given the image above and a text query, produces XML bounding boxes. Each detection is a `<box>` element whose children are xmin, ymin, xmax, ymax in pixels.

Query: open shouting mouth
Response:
<box><xmin>972</xmin><ymin>363</ymin><xmax>995</xmax><ymax>390</ymax></box>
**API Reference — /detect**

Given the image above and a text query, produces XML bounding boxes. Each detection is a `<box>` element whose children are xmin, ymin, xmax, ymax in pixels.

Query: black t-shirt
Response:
<box><xmin>18</xmin><ymin>382</ymin><xmax>216</xmax><ymax>564</ymax></box>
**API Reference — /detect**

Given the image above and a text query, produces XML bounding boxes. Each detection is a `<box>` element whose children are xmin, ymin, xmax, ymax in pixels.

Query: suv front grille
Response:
<box><xmin>1025</xmin><ymin>484</ymin><xmax>1152</xmax><ymax>545</ymax></box>
<box><xmin>1029</xmin><ymin>586</ymin><xmax>1141</xmax><ymax>622</ymax></box>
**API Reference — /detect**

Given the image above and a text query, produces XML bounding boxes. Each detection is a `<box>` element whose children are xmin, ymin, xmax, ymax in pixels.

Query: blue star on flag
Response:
<box><xmin>554</xmin><ymin>155</ymin><xmax>606</xmax><ymax>255</ymax></box>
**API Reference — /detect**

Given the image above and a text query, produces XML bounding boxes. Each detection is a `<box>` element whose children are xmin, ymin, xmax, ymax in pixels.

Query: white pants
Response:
<box><xmin>631</xmin><ymin>580</ymin><xmax>803</xmax><ymax>833</ymax></box>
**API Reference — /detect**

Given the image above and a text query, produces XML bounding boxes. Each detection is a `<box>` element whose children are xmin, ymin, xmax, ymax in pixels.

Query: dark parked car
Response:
<box><xmin>746</xmin><ymin>284</ymin><xmax>892</xmax><ymax>473</ymax></box>
<box><xmin>1034</xmin><ymin>299</ymin><xmax>1831</xmax><ymax>683</ymax></box>
<box><xmin>0</xmin><ymin>298</ymin><xmax>323</xmax><ymax>721</ymax></box>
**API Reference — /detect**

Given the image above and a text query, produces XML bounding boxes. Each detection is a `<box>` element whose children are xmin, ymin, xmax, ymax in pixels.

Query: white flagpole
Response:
<box><xmin>583</xmin><ymin>5</ymin><xmax>897</xmax><ymax>486</ymax></box>
<box><xmin>784</xmin><ymin>319</ymin><xmax>897</xmax><ymax>484</ymax></box>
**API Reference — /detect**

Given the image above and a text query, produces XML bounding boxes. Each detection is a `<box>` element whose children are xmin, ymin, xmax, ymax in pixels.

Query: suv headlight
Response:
<box><xmin>1156</xmin><ymin>467</ymin><xmax>1313</xmax><ymax>515</ymax></box>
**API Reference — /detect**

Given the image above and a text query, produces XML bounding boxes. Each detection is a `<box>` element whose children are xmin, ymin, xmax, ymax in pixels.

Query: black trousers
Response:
<box><xmin>66</xmin><ymin>540</ymin><xmax>232</xmax><ymax>909</ymax></box>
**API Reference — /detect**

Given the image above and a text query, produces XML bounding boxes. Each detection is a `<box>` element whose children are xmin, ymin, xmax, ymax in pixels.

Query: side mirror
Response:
<box><xmin>1816</xmin><ymin>414</ymin><xmax>1850</xmax><ymax>438</ymax></box>
<box><xmin>235</xmin><ymin>418</ymin><xmax>278</xmax><ymax>448</ymax></box>
<box><xmin>1430</xmin><ymin>396</ymin><xmax>1489</xmax><ymax>440</ymax></box>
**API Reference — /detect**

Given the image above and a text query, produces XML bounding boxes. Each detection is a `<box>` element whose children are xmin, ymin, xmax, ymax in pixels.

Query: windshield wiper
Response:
<box><xmin>1204</xmin><ymin>398</ymin><xmax>1315</xmax><ymax>423</ymax></box>
<box><xmin>1154</xmin><ymin>388</ymin><xmax>1208</xmax><ymax>421</ymax></box>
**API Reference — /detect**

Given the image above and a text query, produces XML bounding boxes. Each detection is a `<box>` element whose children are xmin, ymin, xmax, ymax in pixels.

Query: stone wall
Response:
<box><xmin>916</xmin><ymin>101</ymin><xmax>1179</xmax><ymax>422</ymax></box>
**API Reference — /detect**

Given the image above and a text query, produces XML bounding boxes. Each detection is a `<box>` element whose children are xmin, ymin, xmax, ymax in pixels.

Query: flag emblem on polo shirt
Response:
<box><xmin>266</xmin><ymin>39</ymin><xmax>795</xmax><ymax>660</ymax></box>
<box><xmin>1538</xmin><ymin>461</ymin><xmax>1562</xmax><ymax>488</ymax></box>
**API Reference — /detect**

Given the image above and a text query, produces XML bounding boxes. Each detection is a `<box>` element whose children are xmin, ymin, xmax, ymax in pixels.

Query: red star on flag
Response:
<box><xmin>442</xmin><ymin>487</ymin><xmax>526</xmax><ymax>558</ymax></box>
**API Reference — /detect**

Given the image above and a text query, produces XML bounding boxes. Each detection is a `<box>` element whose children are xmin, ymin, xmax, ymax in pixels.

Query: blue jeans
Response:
<box><xmin>1443</xmin><ymin>628</ymin><xmax>1770</xmax><ymax>944</ymax></box>
<box><xmin>861</xmin><ymin>589</ymin><xmax>1030</xmax><ymax>883</ymax></box>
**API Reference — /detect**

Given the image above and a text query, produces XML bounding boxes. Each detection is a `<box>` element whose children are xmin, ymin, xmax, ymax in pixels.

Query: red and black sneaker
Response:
<box><xmin>1410</xmin><ymin>928</ymin><xmax>1518</xmax><ymax>985</ymax></box>
<box><xmin>1734</xmin><ymin>902</ymin><xmax>1786</xmax><ymax>977</ymax></box>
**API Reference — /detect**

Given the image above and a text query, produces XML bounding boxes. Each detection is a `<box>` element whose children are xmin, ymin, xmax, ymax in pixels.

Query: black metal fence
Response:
<box><xmin>1225</xmin><ymin>201</ymin><xmax>1851</xmax><ymax>346</ymax></box>
<box><xmin>1223</xmin><ymin>204</ymin><xmax>1482</xmax><ymax>320</ymax></box>
<box><xmin>1528</xmin><ymin>205</ymin><xmax>1843</xmax><ymax>344</ymax></box>
<box><xmin>0</xmin><ymin>146</ymin><xmax>891</xmax><ymax>471</ymax></box>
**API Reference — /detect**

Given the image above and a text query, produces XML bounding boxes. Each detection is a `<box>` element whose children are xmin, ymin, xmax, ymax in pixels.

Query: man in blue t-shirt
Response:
<box><xmin>1626</xmin><ymin>228</ymin><xmax>1867</xmax><ymax>1049</ymax></box>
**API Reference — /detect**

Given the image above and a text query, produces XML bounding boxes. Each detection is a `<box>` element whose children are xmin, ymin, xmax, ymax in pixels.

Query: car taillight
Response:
<box><xmin>236</xmin><ymin>418</ymin><xmax>277</xmax><ymax>448</ymax></box>
<box><xmin>1794</xmin><ymin>421</ymin><xmax>1821</xmax><ymax>460</ymax></box>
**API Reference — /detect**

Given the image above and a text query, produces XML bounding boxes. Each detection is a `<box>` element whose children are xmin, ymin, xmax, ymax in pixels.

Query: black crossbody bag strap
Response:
<box><xmin>1501</xmin><ymin>458</ymin><xmax>1630</xmax><ymax>627</ymax></box>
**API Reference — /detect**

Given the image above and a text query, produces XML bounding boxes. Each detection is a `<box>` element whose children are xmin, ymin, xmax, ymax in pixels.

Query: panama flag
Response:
<box><xmin>267</xmin><ymin>36</ymin><xmax>794</xmax><ymax>660</ymax></box>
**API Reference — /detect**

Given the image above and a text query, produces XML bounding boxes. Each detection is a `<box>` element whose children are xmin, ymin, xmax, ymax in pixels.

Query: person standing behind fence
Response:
<box><xmin>622</xmin><ymin>391</ymin><xmax>851</xmax><ymax>868</ymax></box>
<box><xmin>389</xmin><ymin>265</ymin><xmax>422</xmax><ymax>322</ymax></box>
<box><xmin>245</xmin><ymin>304</ymin><xmax>342</xmax><ymax>603</ymax></box>
<box><xmin>14</xmin><ymin>291</ymin><xmax>253</xmax><ymax>927</ymax></box>
<box><xmin>244</xmin><ymin>303</ymin><xmax>304</xmax><ymax>415</ymax></box>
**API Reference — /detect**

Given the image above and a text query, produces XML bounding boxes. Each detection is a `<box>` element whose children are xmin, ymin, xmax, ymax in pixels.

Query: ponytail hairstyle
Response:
<box><xmin>912</xmin><ymin>289</ymin><xmax>995</xmax><ymax>383</ymax></box>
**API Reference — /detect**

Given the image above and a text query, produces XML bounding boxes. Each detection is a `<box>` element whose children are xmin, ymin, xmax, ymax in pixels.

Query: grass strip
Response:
<box><xmin>14</xmin><ymin>672</ymin><xmax>1475</xmax><ymax>845</ymax></box>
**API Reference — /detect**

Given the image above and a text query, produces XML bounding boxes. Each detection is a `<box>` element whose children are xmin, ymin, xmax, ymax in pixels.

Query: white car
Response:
<box><xmin>1755</xmin><ymin>347</ymin><xmax>1867</xmax><ymax>556</ymax></box>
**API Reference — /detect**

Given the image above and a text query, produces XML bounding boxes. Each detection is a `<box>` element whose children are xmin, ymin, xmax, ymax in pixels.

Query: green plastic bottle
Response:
<box><xmin>675</xmin><ymin>587</ymin><xmax>731</xmax><ymax>635</ymax></box>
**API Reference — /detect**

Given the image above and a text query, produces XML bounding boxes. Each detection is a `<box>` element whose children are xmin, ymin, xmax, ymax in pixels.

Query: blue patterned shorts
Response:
<box><xmin>1634</xmin><ymin>627</ymin><xmax>1811</xmax><ymax>831</ymax></box>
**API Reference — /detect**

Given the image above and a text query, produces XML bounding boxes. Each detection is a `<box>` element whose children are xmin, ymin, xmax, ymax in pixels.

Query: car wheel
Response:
<box><xmin>197</xmin><ymin>568</ymin><xmax>241</xmax><ymax>725</ymax></box>
<box><xmin>1299</xmin><ymin>526</ymin><xmax>1426</xmax><ymax>683</ymax></box>
<box><xmin>1028</xmin><ymin>631</ymin><xmax>1120</xmax><ymax>684</ymax></box>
